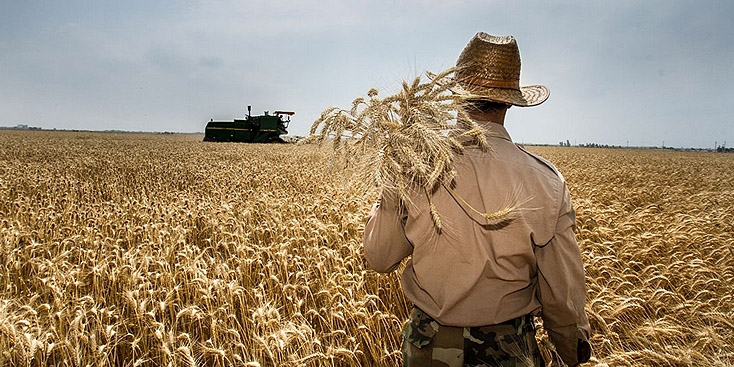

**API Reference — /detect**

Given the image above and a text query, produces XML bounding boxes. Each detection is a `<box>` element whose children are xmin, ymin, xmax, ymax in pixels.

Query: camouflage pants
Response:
<box><xmin>402</xmin><ymin>307</ymin><xmax>545</xmax><ymax>367</ymax></box>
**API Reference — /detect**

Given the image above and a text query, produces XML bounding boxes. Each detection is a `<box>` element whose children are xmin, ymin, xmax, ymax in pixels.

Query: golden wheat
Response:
<box><xmin>0</xmin><ymin>131</ymin><xmax>732</xmax><ymax>366</ymax></box>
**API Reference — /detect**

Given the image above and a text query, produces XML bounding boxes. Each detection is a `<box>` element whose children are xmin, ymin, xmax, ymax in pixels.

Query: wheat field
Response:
<box><xmin>1</xmin><ymin>130</ymin><xmax>732</xmax><ymax>367</ymax></box>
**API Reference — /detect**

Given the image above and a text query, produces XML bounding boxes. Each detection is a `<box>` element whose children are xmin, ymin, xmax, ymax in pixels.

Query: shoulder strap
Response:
<box><xmin>515</xmin><ymin>144</ymin><xmax>565</xmax><ymax>181</ymax></box>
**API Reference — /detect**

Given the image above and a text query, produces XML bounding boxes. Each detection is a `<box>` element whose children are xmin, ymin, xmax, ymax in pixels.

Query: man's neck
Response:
<box><xmin>467</xmin><ymin>108</ymin><xmax>507</xmax><ymax>126</ymax></box>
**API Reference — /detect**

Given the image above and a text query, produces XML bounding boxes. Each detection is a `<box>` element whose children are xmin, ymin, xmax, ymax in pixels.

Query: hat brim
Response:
<box><xmin>427</xmin><ymin>71</ymin><xmax>549</xmax><ymax>107</ymax></box>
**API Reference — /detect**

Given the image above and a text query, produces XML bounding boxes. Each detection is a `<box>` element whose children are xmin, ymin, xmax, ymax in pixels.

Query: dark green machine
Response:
<box><xmin>203</xmin><ymin>106</ymin><xmax>294</xmax><ymax>143</ymax></box>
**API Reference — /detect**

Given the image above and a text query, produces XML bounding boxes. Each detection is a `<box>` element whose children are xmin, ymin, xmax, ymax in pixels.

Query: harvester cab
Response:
<box><xmin>273</xmin><ymin>111</ymin><xmax>294</xmax><ymax>128</ymax></box>
<box><xmin>203</xmin><ymin>106</ymin><xmax>295</xmax><ymax>143</ymax></box>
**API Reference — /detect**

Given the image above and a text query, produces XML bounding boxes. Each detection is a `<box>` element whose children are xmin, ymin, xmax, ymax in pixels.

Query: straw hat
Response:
<box><xmin>428</xmin><ymin>32</ymin><xmax>549</xmax><ymax>107</ymax></box>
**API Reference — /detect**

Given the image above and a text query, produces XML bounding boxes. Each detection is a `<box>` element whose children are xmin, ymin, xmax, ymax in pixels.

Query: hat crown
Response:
<box><xmin>455</xmin><ymin>32</ymin><xmax>521</xmax><ymax>90</ymax></box>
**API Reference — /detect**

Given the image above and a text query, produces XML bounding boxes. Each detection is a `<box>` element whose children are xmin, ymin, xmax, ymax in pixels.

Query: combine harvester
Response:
<box><xmin>204</xmin><ymin>106</ymin><xmax>294</xmax><ymax>143</ymax></box>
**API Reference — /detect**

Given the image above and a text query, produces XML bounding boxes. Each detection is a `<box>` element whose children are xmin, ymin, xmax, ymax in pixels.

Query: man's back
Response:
<box><xmin>402</xmin><ymin>123</ymin><xmax>564</xmax><ymax>325</ymax></box>
<box><xmin>364</xmin><ymin>123</ymin><xmax>590</xmax><ymax>364</ymax></box>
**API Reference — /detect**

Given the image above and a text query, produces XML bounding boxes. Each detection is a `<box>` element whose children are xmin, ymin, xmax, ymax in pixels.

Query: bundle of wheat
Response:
<box><xmin>309</xmin><ymin>69</ymin><xmax>514</xmax><ymax>231</ymax></box>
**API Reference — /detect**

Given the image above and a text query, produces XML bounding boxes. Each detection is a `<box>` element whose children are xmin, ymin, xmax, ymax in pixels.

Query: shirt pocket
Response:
<box><xmin>403</xmin><ymin>307</ymin><xmax>439</xmax><ymax>348</ymax></box>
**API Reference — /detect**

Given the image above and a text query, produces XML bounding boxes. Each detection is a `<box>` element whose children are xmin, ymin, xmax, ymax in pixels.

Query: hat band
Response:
<box><xmin>458</xmin><ymin>77</ymin><xmax>519</xmax><ymax>90</ymax></box>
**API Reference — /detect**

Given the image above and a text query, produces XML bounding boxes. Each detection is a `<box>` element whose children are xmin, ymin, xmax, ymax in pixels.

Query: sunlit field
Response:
<box><xmin>1</xmin><ymin>130</ymin><xmax>732</xmax><ymax>366</ymax></box>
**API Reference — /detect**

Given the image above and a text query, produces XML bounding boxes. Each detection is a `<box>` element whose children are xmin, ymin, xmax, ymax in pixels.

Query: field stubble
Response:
<box><xmin>0</xmin><ymin>131</ymin><xmax>732</xmax><ymax>366</ymax></box>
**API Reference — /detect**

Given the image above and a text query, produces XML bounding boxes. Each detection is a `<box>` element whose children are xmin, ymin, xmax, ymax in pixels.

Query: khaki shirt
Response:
<box><xmin>363</xmin><ymin>123</ymin><xmax>591</xmax><ymax>365</ymax></box>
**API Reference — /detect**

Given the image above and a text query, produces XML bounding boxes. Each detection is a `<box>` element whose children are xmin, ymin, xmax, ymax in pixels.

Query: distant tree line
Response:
<box><xmin>556</xmin><ymin>141</ymin><xmax>726</xmax><ymax>151</ymax></box>
<box><xmin>579</xmin><ymin>142</ymin><xmax>625</xmax><ymax>149</ymax></box>
<box><xmin>558</xmin><ymin>141</ymin><xmax>625</xmax><ymax>149</ymax></box>
<box><xmin>7</xmin><ymin>124</ymin><xmax>41</xmax><ymax>130</ymax></box>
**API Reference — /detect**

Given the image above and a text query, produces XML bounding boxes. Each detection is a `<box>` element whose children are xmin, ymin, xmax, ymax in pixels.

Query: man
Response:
<box><xmin>363</xmin><ymin>33</ymin><xmax>591</xmax><ymax>367</ymax></box>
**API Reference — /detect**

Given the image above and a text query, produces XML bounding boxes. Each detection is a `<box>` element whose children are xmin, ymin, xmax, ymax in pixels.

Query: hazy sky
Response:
<box><xmin>1</xmin><ymin>1</ymin><xmax>732</xmax><ymax>148</ymax></box>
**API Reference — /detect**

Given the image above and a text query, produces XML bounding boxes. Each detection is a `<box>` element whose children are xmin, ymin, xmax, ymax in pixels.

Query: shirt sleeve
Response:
<box><xmin>534</xmin><ymin>182</ymin><xmax>592</xmax><ymax>366</ymax></box>
<box><xmin>363</xmin><ymin>192</ymin><xmax>413</xmax><ymax>273</ymax></box>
